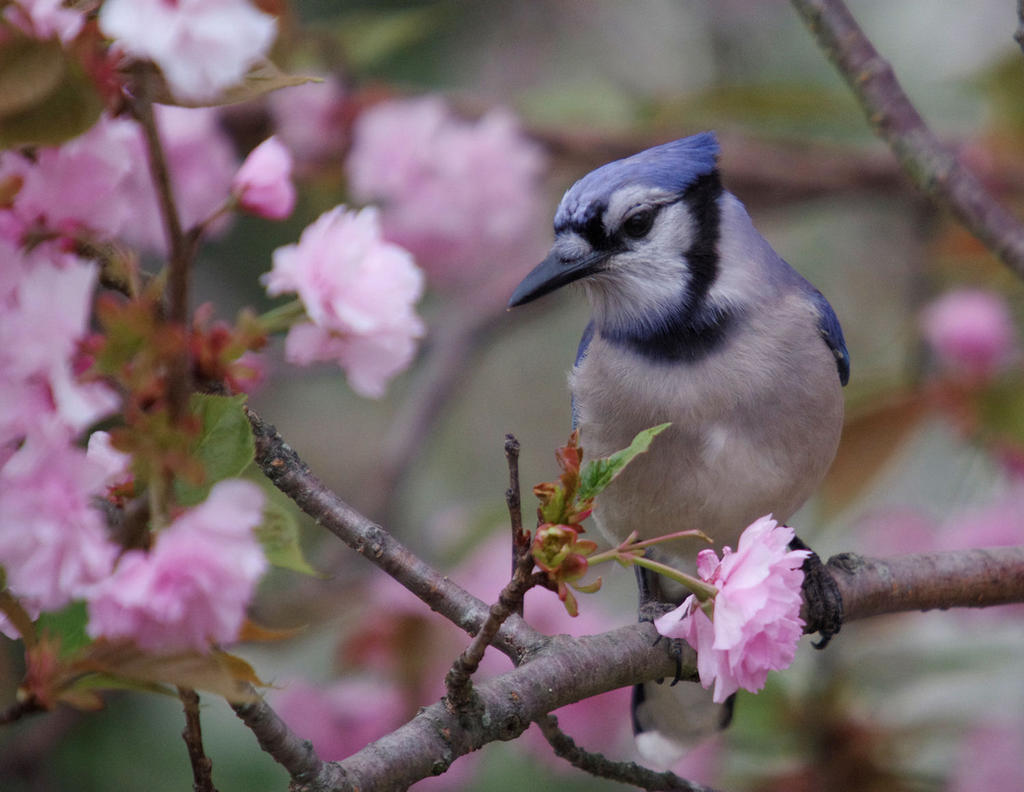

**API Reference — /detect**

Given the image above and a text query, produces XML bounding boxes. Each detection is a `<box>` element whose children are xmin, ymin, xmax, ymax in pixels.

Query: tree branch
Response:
<box><xmin>827</xmin><ymin>547</ymin><xmax>1024</xmax><ymax>621</ymax></box>
<box><xmin>791</xmin><ymin>0</ymin><xmax>1024</xmax><ymax>279</ymax></box>
<box><xmin>293</xmin><ymin>626</ymin><xmax>682</xmax><ymax>792</ymax></box>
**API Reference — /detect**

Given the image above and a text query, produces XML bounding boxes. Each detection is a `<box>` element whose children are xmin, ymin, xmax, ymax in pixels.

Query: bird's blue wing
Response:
<box><xmin>570</xmin><ymin>321</ymin><xmax>595</xmax><ymax>428</ymax></box>
<box><xmin>810</xmin><ymin>291</ymin><xmax>850</xmax><ymax>386</ymax></box>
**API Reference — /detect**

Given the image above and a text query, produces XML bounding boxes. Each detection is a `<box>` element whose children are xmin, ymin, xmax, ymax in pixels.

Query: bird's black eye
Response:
<box><xmin>622</xmin><ymin>207</ymin><xmax>656</xmax><ymax>239</ymax></box>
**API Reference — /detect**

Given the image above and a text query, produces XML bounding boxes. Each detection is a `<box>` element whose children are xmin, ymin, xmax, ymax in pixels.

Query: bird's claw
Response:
<box><xmin>791</xmin><ymin>536</ymin><xmax>844</xmax><ymax>649</ymax></box>
<box><xmin>638</xmin><ymin>600</ymin><xmax>686</xmax><ymax>683</ymax></box>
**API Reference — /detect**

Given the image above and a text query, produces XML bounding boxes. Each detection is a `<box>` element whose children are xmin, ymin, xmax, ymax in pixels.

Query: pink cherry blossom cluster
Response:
<box><xmin>86</xmin><ymin>479</ymin><xmax>267</xmax><ymax>652</ymax></box>
<box><xmin>262</xmin><ymin>206</ymin><xmax>426</xmax><ymax>398</ymax></box>
<box><xmin>347</xmin><ymin>96</ymin><xmax>549</xmax><ymax>287</ymax></box>
<box><xmin>0</xmin><ymin>241</ymin><xmax>270</xmax><ymax>652</ymax></box>
<box><xmin>0</xmin><ymin>244</ymin><xmax>121</xmax><ymax>635</ymax></box>
<box><xmin>0</xmin><ymin>108</ymin><xmax>238</xmax><ymax>254</ymax></box>
<box><xmin>655</xmin><ymin>516</ymin><xmax>810</xmax><ymax>703</ymax></box>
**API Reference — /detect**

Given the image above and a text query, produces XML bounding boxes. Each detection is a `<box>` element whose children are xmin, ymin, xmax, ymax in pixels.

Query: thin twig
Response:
<box><xmin>505</xmin><ymin>433</ymin><xmax>528</xmax><ymax>618</ymax></box>
<box><xmin>535</xmin><ymin>713</ymin><xmax>720</xmax><ymax>792</ymax></box>
<box><xmin>444</xmin><ymin>546</ymin><xmax>537</xmax><ymax>708</ymax></box>
<box><xmin>444</xmin><ymin>433</ymin><xmax>537</xmax><ymax>707</ymax></box>
<box><xmin>505</xmin><ymin>434</ymin><xmax>525</xmax><ymax>550</ymax></box>
<box><xmin>129</xmin><ymin>65</ymin><xmax>194</xmax><ymax>421</ymax></box>
<box><xmin>791</xmin><ymin>0</ymin><xmax>1024</xmax><ymax>279</ymax></box>
<box><xmin>178</xmin><ymin>687</ymin><xmax>218</xmax><ymax>792</ymax></box>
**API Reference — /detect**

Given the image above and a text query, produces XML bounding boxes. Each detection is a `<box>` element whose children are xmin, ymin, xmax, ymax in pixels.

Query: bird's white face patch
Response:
<box><xmin>549</xmin><ymin>231</ymin><xmax>592</xmax><ymax>262</ymax></box>
<box><xmin>581</xmin><ymin>199</ymin><xmax>699</xmax><ymax>330</ymax></box>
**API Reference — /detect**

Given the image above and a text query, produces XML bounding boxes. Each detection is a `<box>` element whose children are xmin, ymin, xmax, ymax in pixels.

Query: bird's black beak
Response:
<box><xmin>507</xmin><ymin>247</ymin><xmax>609</xmax><ymax>308</ymax></box>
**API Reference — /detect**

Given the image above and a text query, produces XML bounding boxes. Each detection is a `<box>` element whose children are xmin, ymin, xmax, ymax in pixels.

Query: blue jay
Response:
<box><xmin>508</xmin><ymin>132</ymin><xmax>848</xmax><ymax>765</ymax></box>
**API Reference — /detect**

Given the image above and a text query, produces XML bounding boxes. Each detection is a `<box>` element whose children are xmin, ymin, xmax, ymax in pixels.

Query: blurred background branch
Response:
<box><xmin>792</xmin><ymin>0</ymin><xmax>1024</xmax><ymax>278</ymax></box>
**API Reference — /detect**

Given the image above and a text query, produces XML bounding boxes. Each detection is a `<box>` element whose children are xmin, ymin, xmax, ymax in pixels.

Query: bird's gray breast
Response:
<box><xmin>569</xmin><ymin>298</ymin><xmax>843</xmax><ymax>564</ymax></box>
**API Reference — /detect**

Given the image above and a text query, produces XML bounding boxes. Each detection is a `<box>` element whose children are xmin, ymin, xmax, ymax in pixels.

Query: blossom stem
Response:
<box><xmin>257</xmin><ymin>299</ymin><xmax>307</xmax><ymax>335</ymax></box>
<box><xmin>586</xmin><ymin>530</ymin><xmax>710</xmax><ymax>568</ymax></box>
<box><xmin>619</xmin><ymin>529</ymin><xmax>711</xmax><ymax>553</ymax></box>
<box><xmin>192</xmin><ymin>197</ymin><xmax>237</xmax><ymax>242</ymax></box>
<box><xmin>625</xmin><ymin>555</ymin><xmax>718</xmax><ymax>602</ymax></box>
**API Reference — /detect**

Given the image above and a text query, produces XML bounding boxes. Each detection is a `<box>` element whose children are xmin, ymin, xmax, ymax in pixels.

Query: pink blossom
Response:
<box><xmin>347</xmin><ymin>97</ymin><xmax>548</xmax><ymax>286</ymax></box>
<box><xmin>86</xmin><ymin>479</ymin><xmax>267</xmax><ymax>652</ymax></box>
<box><xmin>99</xmin><ymin>0</ymin><xmax>277</xmax><ymax>103</ymax></box>
<box><xmin>86</xmin><ymin>431</ymin><xmax>133</xmax><ymax>490</ymax></box>
<box><xmin>263</xmin><ymin>206</ymin><xmax>425</xmax><ymax>398</ymax></box>
<box><xmin>0</xmin><ymin>426</ymin><xmax>119</xmax><ymax>611</ymax></box>
<box><xmin>0</xmin><ymin>246</ymin><xmax>119</xmax><ymax>442</ymax></box>
<box><xmin>226</xmin><ymin>350</ymin><xmax>268</xmax><ymax>395</ymax></box>
<box><xmin>272</xmin><ymin>677</ymin><xmax>406</xmax><ymax>761</ymax></box>
<box><xmin>4</xmin><ymin>0</ymin><xmax>84</xmax><ymax>42</ymax></box>
<box><xmin>1</xmin><ymin>108</ymin><xmax>236</xmax><ymax>254</ymax></box>
<box><xmin>921</xmin><ymin>288</ymin><xmax>1017</xmax><ymax>379</ymax></box>
<box><xmin>655</xmin><ymin>516</ymin><xmax>809</xmax><ymax>703</ymax></box>
<box><xmin>232</xmin><ymin>136</ymin><xmax>296</xmax><ymax>220</ymax></box>
<box><xmin>0</xmin><ymin>115</ymin><xmax>140</xmax><ymax>244</ymax></box>
<box><xmin>267</xmin><ymin>76</ymin><xmax>347</xmax><ymax>166</ymax></box>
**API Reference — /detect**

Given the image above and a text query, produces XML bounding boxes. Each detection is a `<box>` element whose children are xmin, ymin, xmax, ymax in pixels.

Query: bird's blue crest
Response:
<box><xmin>555</xmin><ymin>132</ymin><xmax>720</xmax><ymax>231</ymax></box>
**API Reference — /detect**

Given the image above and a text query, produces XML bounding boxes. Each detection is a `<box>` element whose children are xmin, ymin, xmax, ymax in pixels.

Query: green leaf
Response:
<box><xmin>577</xmin><ymin>422</ymin><xmax>671</xmax><ymax>502</ymax></box>
<box><xmin>36</xmin><ymin>601</ymin><xmax>90</xmax><ymax>658</ymax></box>
<box><xmin>174</xmin><ymin>393</ymin><xmax>255</xmax><ymax>506</ymax></box>
<box><xmin>0</xmin><ymin>41</ymin><xmax>103</xmax><ymax>147</ymax></box>
<box><xmin>254</xmin><ymin>497</ymin><xmax>319</xmax><ymax>576</ymax></box>
<box><xmin>0</xmin><ymin>36</ymin><xmax>65</xmax><ymax>117</ymax></box>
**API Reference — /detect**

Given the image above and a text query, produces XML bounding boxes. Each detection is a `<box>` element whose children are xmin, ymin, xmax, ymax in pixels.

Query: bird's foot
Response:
<box><xmin>638</xmin><ymin>600</ymin><xmax>687</xmax><ymax>684</ymax></box>
<box><xmin>791</xmin><ymin>535</ymin><xmax>843</xmax><ymax>649</ymax></box>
